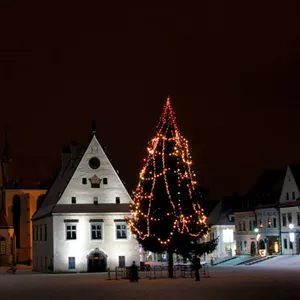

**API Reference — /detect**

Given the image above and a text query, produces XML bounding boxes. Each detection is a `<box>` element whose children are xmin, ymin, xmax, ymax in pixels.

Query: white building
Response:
<box><xmin>279</xmin><ymin>164</ymin><xmax>300</xmax><ymax>255</ymax></box>
<box><xmin>207</xmin><ymin>199</ymin><xmax>236</xmax><ymax>259</ymax></box>
<box><xmin>32</xmin><ymin>128</ymin><xmax>139</xmax><ymax>273</ymax></box>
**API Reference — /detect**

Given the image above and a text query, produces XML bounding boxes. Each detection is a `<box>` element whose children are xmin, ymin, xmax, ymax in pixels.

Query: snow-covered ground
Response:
<box><xmin>1</xmin><ymin>262</ymin><xmax>300</xmax><ymax>300</ymax></box>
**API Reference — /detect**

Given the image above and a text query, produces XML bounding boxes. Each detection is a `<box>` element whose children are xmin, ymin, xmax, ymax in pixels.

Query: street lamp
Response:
<box><xmin>289</xmin><ymin>224</ymin><xmax>295</xmax><ymax>255</ymax></box>
<box><xmin>254</xmin><ymin>228</ymin><xmax>259</xmax><ymax>255</ymax></box>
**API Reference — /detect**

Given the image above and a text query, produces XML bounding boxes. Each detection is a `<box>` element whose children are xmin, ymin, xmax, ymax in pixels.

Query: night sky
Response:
<box><xmin>1</xmin><ymin>2</ymin><xmax>300</xmax><ymax>199</ymax></box>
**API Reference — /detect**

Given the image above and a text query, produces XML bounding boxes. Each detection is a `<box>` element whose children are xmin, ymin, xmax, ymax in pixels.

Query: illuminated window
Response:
<box><xmin>259</xmin><ymin>219</ymin><xmax>263</xmax><ymax>228</ymax></box>
<box><xmin>66</xmin><ymin>224</ymin><xmax>77</xmax><ymax>240</ymax></box>
<box><xmin>0</xmin><ymin>237</ymin><xmax>6</xmax><ymax>255</ymax></box>
<box><xmin>282</xmin><ymin>214</ymin><xmax>287</xmax><ymax>227</ymax></box>
<box><xmin>116</xmin><ymin>223</ymin><xmax>127</xmax><ymax>239</ymax></box>
<box><xmin>68</xmin><ymin>257</ymin><xmax>76</xmax><ymax>269</ymax></box>
<box><xmin>91</xmin><ymin>223</ymin><xmax>102</xmax><ymax>240</ymax></box>
<box><xmin>268</xmin><ymin>219</ymin><xmax>272</xmax><ymax>228</ymax></box>
<box><xmin>288</xmin><ymin>213</ymin><xmax>292</xmax><ymax>224</ymax></box>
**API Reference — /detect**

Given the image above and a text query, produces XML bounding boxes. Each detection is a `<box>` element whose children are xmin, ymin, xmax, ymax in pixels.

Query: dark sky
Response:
<box><xmin>1</xmin><ymin>2</ymin><xmax>300</xmax><ymax>199</ymax></box>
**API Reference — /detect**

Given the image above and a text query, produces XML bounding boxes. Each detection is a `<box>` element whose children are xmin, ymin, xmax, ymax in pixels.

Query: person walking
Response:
<box><xmin>130</xmin><ymin>261</ymin><xmax>139</xmax><ymax>282</ymax></box>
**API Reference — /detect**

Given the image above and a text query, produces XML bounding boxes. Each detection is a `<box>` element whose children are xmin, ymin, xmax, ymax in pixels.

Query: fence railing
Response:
<box><xmin>107</xmin><ymin>264</ymin><xmax>210</xmax><ymax>280</ymax></box>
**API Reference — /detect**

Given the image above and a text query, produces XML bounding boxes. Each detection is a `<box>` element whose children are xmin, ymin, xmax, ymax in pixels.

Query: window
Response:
<box><xmin>82</xmin><ymin>178</ymin><xmax>87</xmax><ymax>184</ymax></box>
<box><xmin>91</xmin><ymin>223</ymin><xmax>102</xmax><ymax>240</ymax></box>
<box><xmin>282</xmin><ymin>214</ymin><xmax>287</xmax><ymax>227</ymax></box>
<box><xmin>238</xmin><ymin>222</ymin><xmax>242</xmax><ymax>231</ymax></box>
<box><xmin>40</xmin><ymin>225</ymin><xmax>43</xmax><ymax>241</ymax></box>
<box><xmin>240</xmin><ymin>241</ymin><xmax>243</xmax><ymax>251</ymax></box>
<box><xmin>33</xmin><ymin>226</ymin><xmax>35</xmax><ymax>241</ymax></box>
<box><xmin>242</xmin><ymin>221</ymin><xmax>246</xmax><ymax>231</ymax></box>
<box><xmin>116</xmin><ymin>223</ymin><xmax>127</xmax><ymax>239</ymax></box>
<box><xmin>273</xmin><ymin>218</ymin><xmax>277</xmax><ymax>228</ymax></box>
<box><xmin>68</xmin><ymin>257</ymin><xmax>76</xmax><ymax>269</ymax></box>
<box><xmin>40</xmin><ymin>256</ymin><xmax>43</xmax><ymax>268</ymax></box>
<box><xmin>93</xmin><ymin>197</ymin><xmax>98</xmax><ymax>205</ymax></box>
<box><xmin>259</xmin><ymin>219</ymin><xmax>263</xmax><ymax>228</ymax></box>
<box><xmin>36</xmin><ymin>256</ymin><xmax>39</xmax><ymax>267</ymax></box>
<box><xmin>249</xmin><ymin>221</ymin><xmax>252</xmax><ymax>231</ymax></box>
<box><xmin>103</xmin><ymin>178</ymin><xmax>108</xmax><ymax>185</ymax></box>
<box><xmin>119</xmin><ymin>256</ymin><xmax>125</xmax><ymax>267</ymax></box>
<box><xmin>284</xmin><ymin>239</ymin><xmax>288</xmax><ymax>249</ymax></box>
<box><xmin>44</xmin><ymin>225</ymin><xmax>47</xmax><ymax>241</ymax></box>
<box><xmin>292</xmin><ymin>192</ymin><xmax>296</xmax><ymax>200</ymax></box>
<box><xmin>286</xmin><ymin>193</ymin><xmax>289</xmax><ymax>201</ymax></box>
<box><xmin>243</xmin><ymin>241</ymin><xmax>247</xmax><ymax>250</ymax></box>
<box><xmin>71</xmin><ymin>197</ymin><xmax>76</xmax><ymax>204</ymax></box>
<box><xmin>288</xmin><ymin>213</ymin><xmax>292</xmax><ymax>224</ymax></box>
<box><xmin>289</xmin><ymin>240</ymin><xmax>293</xmax><ymax>249</ymax></box>
<box><xmin>0</xmin><ymin>237</ymin><xmax>6</xmax><ymax>255</ymax></box>
<box><xmin>297</xmin><ymin>213</ymin><xmax>300</xmax><ymax>226</ymax></box>
<box><xmin>268</xmin><ymin>219</ymin><xmax>272</xmax><ymax>228</ymax></box>
<box><xmin>252</xmin><ymin>220</ymin><xmax>256</xmax><ymax>229</ymax></box>
<box><xmin>45</xmin><ymin>257</ymin><xmax>47</xmax><ymax>268</ymax></box>
<box><xmin>66</xmin><ymin>224</ymin><xmax>77</xmax><ymax>240</ymax></box>
<box><xmin>116</xmin><ymin>197</ymin><xmax>120</xmax><ymax>204</ymax></box>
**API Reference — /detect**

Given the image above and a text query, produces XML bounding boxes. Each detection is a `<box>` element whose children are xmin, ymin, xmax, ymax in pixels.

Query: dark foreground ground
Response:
<box><xmin>0</xmin><ymin>266</ymin><xmax>299</xmax><ymax>300</ymax></box>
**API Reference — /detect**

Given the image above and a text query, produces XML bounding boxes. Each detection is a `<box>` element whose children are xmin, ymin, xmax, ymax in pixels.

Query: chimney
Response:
<box><xmin>61</xmin><ymin>147</ymin><xmax>71</xmax><ymax>169</ymax></box>
<box><xmin>70</xmin><ymin>141</ymin><xmax>79</xmax><ymax>162</ymax></box>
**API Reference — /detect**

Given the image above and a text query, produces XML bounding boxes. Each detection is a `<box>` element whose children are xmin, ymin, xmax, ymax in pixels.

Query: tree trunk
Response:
<box><xmin>168</xmin><ymin>249</ymin><xmax>174</xmax><ymax>278</ymax></box>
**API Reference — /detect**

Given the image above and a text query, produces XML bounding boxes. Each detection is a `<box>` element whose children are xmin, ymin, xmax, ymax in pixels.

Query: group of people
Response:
<box><xmin>129</xmin><ymin>256</ymin><xmax>202</xmax><ymax>282</ymax></box>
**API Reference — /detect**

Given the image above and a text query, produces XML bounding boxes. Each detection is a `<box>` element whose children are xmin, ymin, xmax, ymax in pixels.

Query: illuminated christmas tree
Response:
<box><xmin>129</xmin><ymin>97</ymin><xmax>215</xmax><ymax>278</ymax></box>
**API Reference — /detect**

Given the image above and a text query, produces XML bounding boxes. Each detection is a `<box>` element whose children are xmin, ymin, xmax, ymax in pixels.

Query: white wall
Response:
<box><xmin>53</xmin><ymin>213</ymin><xmax>140</xmax><ymax>272</ymax></box>
<box><xmin>32</xmin><ymin>216</ymin><xmax>53</xmax><ymax>272</ymax></box>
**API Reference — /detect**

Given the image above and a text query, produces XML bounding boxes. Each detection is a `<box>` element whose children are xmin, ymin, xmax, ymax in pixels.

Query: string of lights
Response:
<box><xmin>128</xmin><ymin>97</ymin><xmax>208</xmax><ymax>246</ymax></box>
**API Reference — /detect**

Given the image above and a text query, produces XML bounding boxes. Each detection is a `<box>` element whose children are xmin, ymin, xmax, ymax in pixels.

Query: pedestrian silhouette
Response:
<box><xmin>130</xmin><ymin>261</ymin><xmax>139</xmax><ymax>282</ymax></box>
<box><xmin>193</xmin><ymin>256</ymin><xmax>201</xmax><ymax>281</ymax></box>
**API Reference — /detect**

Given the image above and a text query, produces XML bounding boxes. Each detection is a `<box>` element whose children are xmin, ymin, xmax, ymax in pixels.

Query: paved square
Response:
<box><xmin>1</xmin><ymin>265</ymin><xmax>300</xmax><ymax>300</ymax></box>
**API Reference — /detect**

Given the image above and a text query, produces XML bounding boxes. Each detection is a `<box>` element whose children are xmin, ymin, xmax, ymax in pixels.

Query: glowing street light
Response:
<box><xmin>289</xmin><ymin>224</ymin><xmax>295</xmax><ymax>255</ymax></box>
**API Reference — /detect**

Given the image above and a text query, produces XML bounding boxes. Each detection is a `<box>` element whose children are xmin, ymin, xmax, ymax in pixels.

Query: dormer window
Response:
<box><xmin>93</xmin><ymin>197</ymin><xmax>98</xmax><ymax>205</ymax></box>
<box><xmin>116</xmin><ymin>197</ymin><xmax>120</xmax><ymax>204</ymax></box>
<box><xmin>71</xmin><ymin>197</ymin><xmax>76</xmax><ymax>204</ymax></box>
<box><xmin>82</xmin><ymin>178</ymin><xmax>87</xmax><ymax>185</ymax></box>
<box><xmin>286</xmin><ymin>193</ymin><xmax>289</xmax><ymax>201</ymax></box>
<box><xmin>103</xmin><ymin>178</ymin><xmax>108</xmax><ymax>185</ymax></box>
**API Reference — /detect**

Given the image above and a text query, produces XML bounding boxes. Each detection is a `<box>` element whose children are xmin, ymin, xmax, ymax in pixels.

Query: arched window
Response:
<box><xmin>0</xmin><ymin>237</ymin><xmax>6</xmax><ymax>255</ymax></box>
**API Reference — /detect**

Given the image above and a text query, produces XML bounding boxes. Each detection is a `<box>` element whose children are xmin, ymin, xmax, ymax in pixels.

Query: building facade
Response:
<box><xmin>32</xmin><ymin>131</ymin><xmax>139</xmax><ymax>273</ymax></box>
<box><xmin>278</xmin><ymin>165</ymin><xmax>300</xmax><ymax>255</ymax></box>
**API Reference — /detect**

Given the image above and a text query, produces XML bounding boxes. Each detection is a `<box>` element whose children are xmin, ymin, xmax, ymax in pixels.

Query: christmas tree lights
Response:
<box><xmin>128</xmin><ymin>97</ymin><xmax>209</xmax><ymax>258</ymax></box>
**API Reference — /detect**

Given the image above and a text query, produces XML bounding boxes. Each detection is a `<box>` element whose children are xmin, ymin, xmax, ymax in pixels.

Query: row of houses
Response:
<box><xmin>1</xmin><ymin>126</ymin><xmax>300</xmax><ymax>272</ymax></box>
<box><xmin>207</xmin><ymin>166</ymin><xmax>300</xmax><ymax>259</ymax></box>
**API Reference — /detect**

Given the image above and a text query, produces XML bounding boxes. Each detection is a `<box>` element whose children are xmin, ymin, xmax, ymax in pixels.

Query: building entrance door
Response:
<box><xmin>87</xmin><ymin>250</ymin><xmax>107</xmax><ymax>272</ymax></box>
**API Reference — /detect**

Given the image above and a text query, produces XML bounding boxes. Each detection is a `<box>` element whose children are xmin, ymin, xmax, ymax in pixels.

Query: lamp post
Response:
<box><xmin>254</xmin><ymin>228</ymin><xmax>259</xmax><ymax>255</ymax></box>
<box><xmin>289</xmin><ymin>224</ymin><xmax>295</xmax><ymax>256</ymax></box>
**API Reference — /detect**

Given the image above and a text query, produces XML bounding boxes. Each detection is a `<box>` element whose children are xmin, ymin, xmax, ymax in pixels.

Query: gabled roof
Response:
<box><xmin>242</xmin><ymin>170</ymin><xmax>285</xmax><ymax>209</ymax></box>
<box><xmin>32</xmin><ymin>133</ymin><xmax>132</xmax><ymax>221</ymax></box>
<box><xmin>31</xmin><ymin>148</ymin><xmax>84</xmax><ymax>220</ymax></box>
<box><xmin>289</xmin><ymin>164</ymin><xmax>300</xmax><ymax>189</ymax></box>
